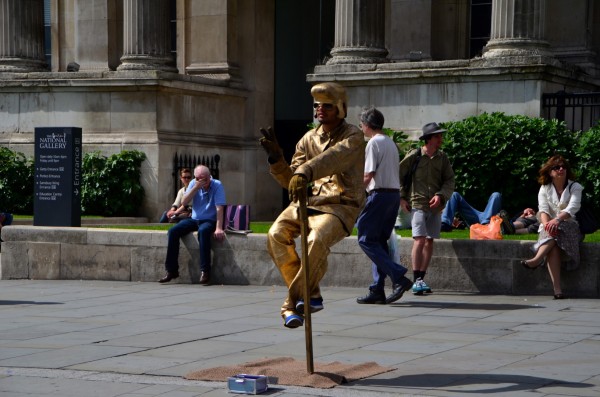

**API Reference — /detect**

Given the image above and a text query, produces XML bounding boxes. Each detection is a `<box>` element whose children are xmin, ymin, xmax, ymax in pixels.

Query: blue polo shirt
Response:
<box><xmin>186</xmin><ymin>178</ymin><xmax>226</xmax><ymax>222</ymax></box>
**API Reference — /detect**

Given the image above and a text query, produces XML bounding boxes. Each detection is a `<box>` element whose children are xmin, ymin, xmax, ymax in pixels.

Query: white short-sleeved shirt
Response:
<box><xmin>364</xmin><ymin>134</ymin><xmax>400</xmax><ymax>192</ymax></box>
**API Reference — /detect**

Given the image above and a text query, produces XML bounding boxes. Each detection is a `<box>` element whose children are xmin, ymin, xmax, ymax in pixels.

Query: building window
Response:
<box><xmin>44</xmin><ymin>0</ymin><xmax>51</xmax><ymax>68</ymax></box>
<box><xmin>469</xmin><ymin>0</ymin><xmax>492</xmax><ymax>58</ymax></box>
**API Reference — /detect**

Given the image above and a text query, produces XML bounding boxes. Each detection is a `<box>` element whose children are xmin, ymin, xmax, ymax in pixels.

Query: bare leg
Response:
<box><xmin>411</xmin><ymin>236</ymin><xmax>427</xmax><ymax>273</ymax></box>
<box><xmin>546</xmin><ymin>245</ymin><xmax>562</xmax><ymax>295</ymax></box>
<box><xmin>420</xmin><ymin>238</ymin><xmax>434</xmax><ymax>273</ymax></box>
<box><xmin>525</xmin><ymin>240</ymin><xmax>556</xmax><ymax>267</ymax></box>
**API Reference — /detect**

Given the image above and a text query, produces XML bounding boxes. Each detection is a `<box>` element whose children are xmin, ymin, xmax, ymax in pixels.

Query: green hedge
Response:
<box><xmin>0</xmin><ymin>148</ymin><xmax>146</xmax><ymax>216</ymax></box>
<box><xmin>81</xmin><ymin>150</ymin><xmax>146</xmax><ymax>216</ymax></box>
<box><xmin>574</xmin><ymin>125</ymin><xmax>600</xmax><ymax>206</ymax></box>
<box><xmin>0</xmin><ymin>147</ymin><xmax>35</xmax><ymax>214</ymax></box>
<box><xmin>441</xmin><ymin>113</ymin><xmax>577</xmax><ymax>214</ymax></box>
<box><xmin>388</xmin><ymin>112</ymin><xmax>598</xmax><ymax>217</ymax></box>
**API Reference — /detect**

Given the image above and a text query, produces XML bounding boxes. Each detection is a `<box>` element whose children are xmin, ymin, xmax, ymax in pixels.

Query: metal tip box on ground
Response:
<box><xmin>227</xmin><ymin>374</ymin><xmax>268</xmax><ymax>394</ymax></box>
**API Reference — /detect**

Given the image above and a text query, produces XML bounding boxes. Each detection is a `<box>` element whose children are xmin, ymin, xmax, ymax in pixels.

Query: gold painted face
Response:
<box><xmin>314</xmin><ymin>102</ymin><xmax>339</xmax><ymax>125</ymax></box>
<box><xmin>311</xmin><ymin>82</ymin><xmax>347</xmax><ymax>119</ymax></box>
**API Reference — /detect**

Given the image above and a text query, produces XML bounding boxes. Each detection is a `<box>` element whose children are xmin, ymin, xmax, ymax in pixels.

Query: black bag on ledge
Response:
<box><xmin>570</xmin><ymin>183</ymin><xmax>600</xmax><ymax>235</ymax></box>
<box><xmin>576</xmin><ymin>204</ymin><xmax>599</xmax><ymax>234</ymax></box>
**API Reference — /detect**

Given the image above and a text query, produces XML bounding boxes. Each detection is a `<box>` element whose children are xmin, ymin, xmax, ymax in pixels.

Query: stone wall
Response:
<box><xmin>1</xmin><ymin>226</ymin><xmax>599</xmax><ymax>297</ymax></box>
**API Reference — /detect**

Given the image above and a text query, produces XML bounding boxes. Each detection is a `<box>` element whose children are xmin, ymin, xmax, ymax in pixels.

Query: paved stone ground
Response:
<box><xmin>1</xmin><ymin>279</ymin><xmax>599</xmax><ymax>397</ymax></box>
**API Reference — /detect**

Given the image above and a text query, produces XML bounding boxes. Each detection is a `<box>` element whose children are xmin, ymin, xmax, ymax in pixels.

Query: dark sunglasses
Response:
<box><xmin>181</xmin><ymin>175</ymin><xmax>192</xmax><ymax>179</ymax></box>
<box><xmin>313</xmin><ymin>102</ymin><xmax>335</xmax><ymax>110</ymax></box>
<box><xmin>551</xmin><ymin>165</ymin><xmax>566</xmax><ymax>171</ymax></box>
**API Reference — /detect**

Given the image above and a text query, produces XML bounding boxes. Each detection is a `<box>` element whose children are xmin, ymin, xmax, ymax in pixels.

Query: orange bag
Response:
<box><xmin>469</xmin><ymin>215</ymin><xmax>503</xmax><ymax>240</ymax></box>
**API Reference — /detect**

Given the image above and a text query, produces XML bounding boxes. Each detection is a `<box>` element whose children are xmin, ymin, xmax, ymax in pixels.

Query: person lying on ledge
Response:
<box><xmin>440</xmin><ymin>192</ymin><xmax>502</xmax><ymax>232</ymax></box>
<box><xmin>510</xmin><ymin>208</ymin><xmax>540</xmax><ymax>234</ymax></box>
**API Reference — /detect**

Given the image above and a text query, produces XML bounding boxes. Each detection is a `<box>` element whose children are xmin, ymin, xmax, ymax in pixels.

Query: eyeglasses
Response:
<box><xmin>313</xmin><ymin>102</ymin><xmax>335</xmax><ymax>110</ymax></box>
<box><xmin>551</xmin><ymin>165</ymin><xmax>566</xmax><ymax>171</ymax></box>
<box><xmin>181</xmin><ymin>176</ymin><xmax>192</xmax><ymax>179</ymax></box>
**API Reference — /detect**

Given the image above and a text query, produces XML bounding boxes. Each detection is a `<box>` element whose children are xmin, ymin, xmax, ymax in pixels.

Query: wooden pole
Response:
<box><xmin>298</xmin><ymin>197</ymin><xmax>314</xmax><ymax>374</ymax></box>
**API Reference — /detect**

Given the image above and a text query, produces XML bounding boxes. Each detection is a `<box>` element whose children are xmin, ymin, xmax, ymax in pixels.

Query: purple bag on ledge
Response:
<box><xmin>223</xmin><ymin>205</ymin><xmax>251</xmax><ymax>233</ymax></box>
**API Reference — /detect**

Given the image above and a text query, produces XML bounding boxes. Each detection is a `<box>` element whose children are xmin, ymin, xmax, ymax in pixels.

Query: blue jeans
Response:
<box><xmin>1</xmin><ymin>213</ymin><xmax>13</xmax><ymax>226</ymax></box>
<box><xmin>165</xmin><ymin>218</ymin><xmax>216</xmax><ymax>274</ymax></box>
<box><xmin>441</xmin><ymin>192</ymin><xmax>502</xmax><ymax>227</ymax></box>
<box><xmin>357</xmin><ymin>191</ymin><xmax>407</xmax><ymax>293</ymax></box>
<box><xmin>159</xmin><ymin>211</ymin><xmax>169</xmax><ymax>223</ymax></box>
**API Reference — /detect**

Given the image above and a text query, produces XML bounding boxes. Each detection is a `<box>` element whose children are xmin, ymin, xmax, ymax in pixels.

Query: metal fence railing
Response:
<box><xmin>542</xmin><ymin>91</ymin><xmax>600</xmax><ymax>132</ymax></box>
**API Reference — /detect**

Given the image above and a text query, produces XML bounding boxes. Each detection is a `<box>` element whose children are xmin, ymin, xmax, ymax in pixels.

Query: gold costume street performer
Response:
<box><xmin>259</xmin><ymin>82</ymin><xmax>365</xmax><ymax>329</ymax></box>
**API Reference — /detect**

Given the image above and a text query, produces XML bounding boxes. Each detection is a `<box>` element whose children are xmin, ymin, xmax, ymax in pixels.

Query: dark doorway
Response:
<box><xmin>469</xmin><ymin>0</ymin><xmax>492</xmax><ymax>58</ymax></box>
<box><xmin>274</xmin><ymin>0</ymin><xmax>335</xmax><ymax>207</ymax></box>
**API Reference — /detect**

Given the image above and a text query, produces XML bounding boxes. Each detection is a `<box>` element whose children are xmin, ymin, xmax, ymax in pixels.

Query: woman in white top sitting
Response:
<box><xmin>521</xmin><ymin>155</ymin><xmax>583</xmax><ymax>299</ymax></box>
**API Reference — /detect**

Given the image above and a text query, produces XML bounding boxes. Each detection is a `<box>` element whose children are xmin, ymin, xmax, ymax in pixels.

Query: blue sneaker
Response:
<box><xmin>283</xmin><ymin>313</ymin><xmax>304</xmax><ymax>328</ymax></box>
<box><xmin>296</xmin><ymin>297</ymin><xmax>324</xmax><ymax>313</ymax></box>
<box><xmin>420</xmin><ymin>278</ymin><xmax>433</xmax><ymax>293</ymax></box>
<box><xmin>412</xmin><ymin>278</ymin><xmax>426</xmax><ymax>295</ymax></box>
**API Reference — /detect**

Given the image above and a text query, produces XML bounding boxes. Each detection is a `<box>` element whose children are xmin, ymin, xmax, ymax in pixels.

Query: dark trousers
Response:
<box><xmin>357</xmin><ymin>191</ymin><xmax>407</xmax><ymax>292</ymax></box>
<box><xmin>165</xmin><ymin>218</ymin><xmax>216</xmax><ymax>274</ymax></box>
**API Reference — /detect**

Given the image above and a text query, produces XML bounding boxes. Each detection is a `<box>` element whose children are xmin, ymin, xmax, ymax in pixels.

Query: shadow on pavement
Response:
<box><xmin>352</xmin><ymin>373</ymin><xmax>593</xmax><ymax>394</ymax></box>
<box><xmin>389</xmin><ymin>301</ymin><xmax>543</xmax><ymax>311</ymax></box>
<box><xmin>0</xmin><ymin>300</ymin><xmax>64</xmax><ymax>305</ymax></box>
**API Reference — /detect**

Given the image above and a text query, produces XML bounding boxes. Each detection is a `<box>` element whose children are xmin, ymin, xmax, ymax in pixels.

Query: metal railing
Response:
<box><xmin>172</xmin><ymin>152</ymin><xmax>220</xmax><ymax>199</ymax></box>
<box><xmin>542</xmin><ymin>91</ymin><xmax>600</xmax><ymax>131</ymax></box>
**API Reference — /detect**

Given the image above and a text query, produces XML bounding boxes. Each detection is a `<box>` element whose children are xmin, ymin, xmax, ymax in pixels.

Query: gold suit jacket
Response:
<box><xmin>269</xmin><ymin>120</ymin><xmax>366</xmax><ymax>234</ymax></box>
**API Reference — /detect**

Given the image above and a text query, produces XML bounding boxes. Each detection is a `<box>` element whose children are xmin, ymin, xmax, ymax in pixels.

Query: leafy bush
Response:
<box><xmin>1</xmin><ymin>147</ymin><xmax>146</xmax><ymax>216</ymax></box>
<box><xmin>573</xmin><ymin>125</ymin><xmax>600</xmax><ymax>215</ymax></box>
<box><xmin>440</xmin><ymin>113</ymin><xmax>577</xmax><ymax>215</ymax></box>
<box><xmin>383</xmin><ymin>127</ymin><xmax>420</xmax><ymax>157</ymax></box>
<box><xmin>81</xmin><ymin>150</ymin><xmax>146</xmax><ymax>216</ymax></box>
<box><xmin>0</xmin><ymin>147</ymin><xmax>35</xmax><ymax>213</ymax></box>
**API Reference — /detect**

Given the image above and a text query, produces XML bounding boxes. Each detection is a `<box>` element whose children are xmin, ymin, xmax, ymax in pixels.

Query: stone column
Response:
<box><xmin>183</xmin><ymin>0</ymin><xmax>241</xmax><ymax>84</ymax></box>
<box><xmin>118</xmin><ymin>0</ymin><xmax>177</xmax><ymax>72</ymax></box>
<box><xmin>483</xmin><ymin>0</ymin><xmax>550</xmax><ymax>58</ymax></box>
<box><xmin>0</xmin><ymin>0</ymin><xmax>46</xmax><ymax>72</ymax></box>
<box><xmin>327</xmin><ymin>0</ymin><xmax>388</xmax><ymax>65</ymax></box>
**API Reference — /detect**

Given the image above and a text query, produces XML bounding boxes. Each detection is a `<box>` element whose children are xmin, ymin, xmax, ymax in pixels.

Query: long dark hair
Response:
<box><xmin>537</xmin><ymin>154</ymin><xmax>576</xmax><ymax>185</ymax></box>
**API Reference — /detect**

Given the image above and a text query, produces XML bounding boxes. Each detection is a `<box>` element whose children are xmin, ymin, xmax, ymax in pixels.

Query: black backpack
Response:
<box><xmin>569</xmin><ymin>183</ymin><xmax>599</xmax><ymax>234</ymax></box>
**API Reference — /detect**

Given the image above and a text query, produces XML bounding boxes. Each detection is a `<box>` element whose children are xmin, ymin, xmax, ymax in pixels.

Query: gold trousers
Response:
<box><xmin>267</xmin><ymin>205</ymin><xmax>347</xmax><ymax>317</ymax></box>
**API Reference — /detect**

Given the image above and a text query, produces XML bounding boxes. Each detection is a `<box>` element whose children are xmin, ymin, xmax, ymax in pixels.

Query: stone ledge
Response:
<box><xmin>1</xmin><ymin>226</ymin><xmax>598</xmax><ymax>297</ymax></box>
<box><xmin>11</xmin><ymin>217</ymin><xmax>149</xmax><ymax>226</ymax></box>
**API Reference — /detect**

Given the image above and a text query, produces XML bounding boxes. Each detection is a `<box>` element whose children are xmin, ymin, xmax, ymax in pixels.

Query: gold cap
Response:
<box><xmin>311</xmin><ymin>82</ymin><xmax>347</xmax><ymax>119</ymax></box>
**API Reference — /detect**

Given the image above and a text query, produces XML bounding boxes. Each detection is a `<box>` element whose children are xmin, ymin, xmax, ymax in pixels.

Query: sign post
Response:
<box><xmin>34</xmin><ymin>127</ymin><xmax>82</xmax><ymax>227</ymax></box>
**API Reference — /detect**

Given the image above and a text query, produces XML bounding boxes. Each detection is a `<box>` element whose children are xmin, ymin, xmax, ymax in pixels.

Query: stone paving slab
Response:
<box><xmin>1</xmin><ymin>280</ymin><xmax>600</xmax><ymax>397</ymax></box>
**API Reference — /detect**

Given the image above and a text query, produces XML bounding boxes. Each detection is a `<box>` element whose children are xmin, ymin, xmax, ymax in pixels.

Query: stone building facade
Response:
<box><xmin>1</xmin><ymin>0</ymin><xmax>599</xmax><ymax>220</ymax></box>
